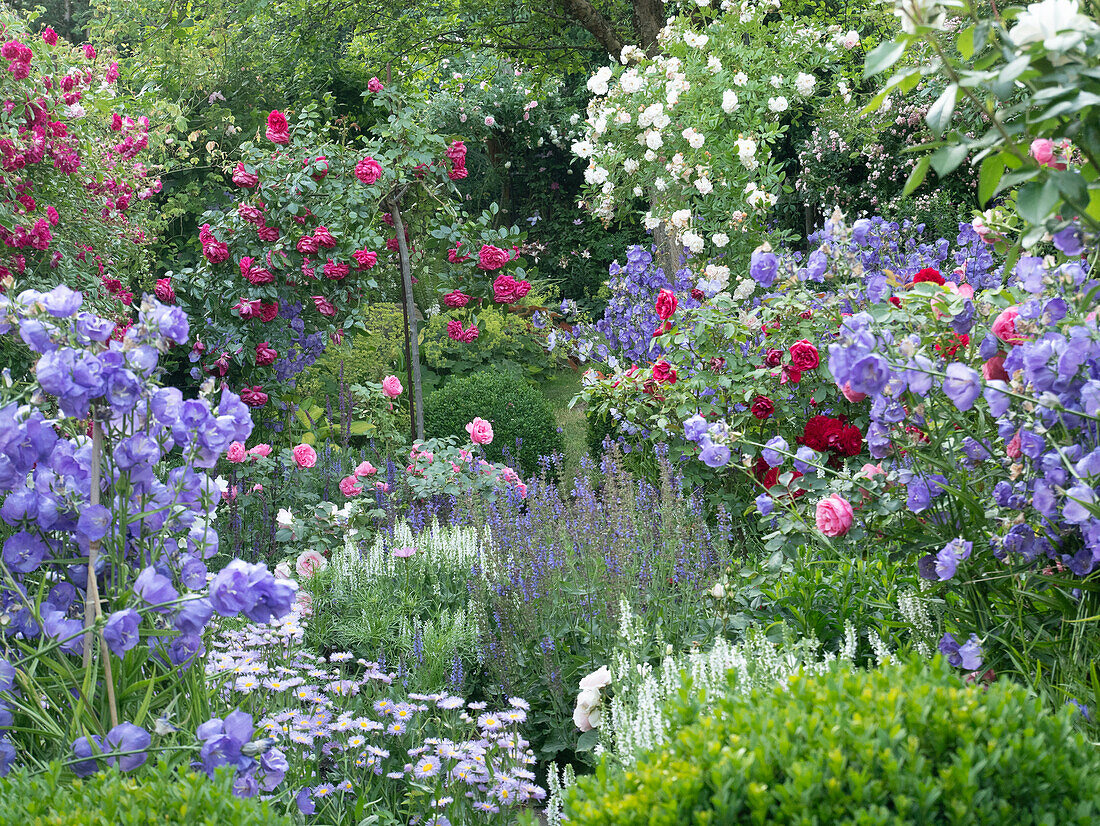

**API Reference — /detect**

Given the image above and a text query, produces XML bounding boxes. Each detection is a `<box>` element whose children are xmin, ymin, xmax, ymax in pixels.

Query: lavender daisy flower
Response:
<box><xmin>414</xmin><ymin>755</ymin><xmax>441</xmax><ymax>778</ymax></box>
<box><xmin>437</xmin><ymin>696</ymin><xmax>464</xmax><ymax>710</ymax></box>
<box><xmin>477</xmin><ymin>712</ymin><xmax>504</xmax><ymax>732</ymax></box>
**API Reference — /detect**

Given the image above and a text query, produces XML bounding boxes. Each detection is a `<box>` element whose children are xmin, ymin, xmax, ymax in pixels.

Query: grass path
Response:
<box><xmin>537</xmin><ymin>368</ymin><xmax>587</xmax><ymax>487</ymax></box>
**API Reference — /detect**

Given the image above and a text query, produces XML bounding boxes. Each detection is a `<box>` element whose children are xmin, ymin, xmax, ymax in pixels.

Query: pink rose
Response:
<box><xmin>465</xmin><ymin>417</ymin><xmax>494</xmax><ymax>445</ymax></box>
<box><xmin>323</xmin><ymin>259</ymin><xmax>350</xmax><ymax>280</ymax></box>
<box><xmin>460</xmin><ymin>324</ymin><xmax>479</xmax><ymax>343</ymax></box>
<box><xmin>355</xmin><ymin>156</ymin><xmax>382</xmax><ymax>185</ymax></box>
<box><xmin>339</xmin><ymin>475</ymin><xmax>363</xmax><ymax>497</ymax></box>
<box><xmin>381</xmin><ymin>375</ymin><xmax>403</xmax><ymax>398</ymax></box>
<box><xmin>991</xmin><ymin>306</ymin><xmax>1026</xmax><ymax>345</ymax></box>
<box><xmin>477</xmin><ymin>244</ymin><xmax>510</xmax><ymax>271</ymax></box>
<box><xmin>355</xmin><ymin>461</ymin><xmax>377</xmax><ymax>477</ymax></box>
<box><xmin>353</xmin><ymin>249</ymin><xmax>378</xmax><ymax>270</ymax></box>
<box><xmin>296</xmin><ymin>591</ymin><xmax>314</xmax><ymax>617</ymax></box>
<box><xmin>232</xmin><ymin>163</ymin><xmax>258</xmax><ymax>187</ymax></box>
<box><xmin>840</xmin><ymin>381</ymin><xmax>867</xmax><ymax>403</ymax></box>
<box><xmin>248</xmin><ymin>444</ymin><xmax>272</xmax><ymax>459</ymax></box>
<box><xmin>1006</xmin><ymin>431</ymin><xmax>1022</xmax><ymax>459</ymax></box>
<box><xmin>154</xmin><ymin>277</ymin><xmax>175</xmax><ymax>303</ymax></box>
<box><xmin>814</xmin><ymin>494</ymin><xmax>854</xmax><ymax>537</ymax></box>
<box><xmin>292</xmin><ymin>443</ymin><xmax>318</xmax><ymax>468</ymax></box>
<box><xmin>312</xmin><ymin>295</ymin><xmax>336</xmax><ymax>317</ymax></box>
<box><xmin>493</xmin><ymin>274</ymin><xmax>523</xmax><ymax>303</ymax></box>
<box><xmin>296</xmin><ymin>235</ymin><xmax>319</xmax><ymax>254</ymax></box>
<box><xmin>314</xmin><ymin>226</ymin><xmax>337</xmax><ymax>248</ymax></box>
<box><xmin>226</xmin><ymin>441</ymin><xmax>247</xmax><ymax>463</ymax></box>
<box><xmin>443</xmin><ymin>290</ymin><xmax>471</xmax><ymax>308</ymax></box>
<box><xmin>367</xmin><ymin>76</ymin><xmax>384</xmax><ymax>92</ymax></box>
<box><xmin>1029</xmin><ymin>138</ymin><xmax>1063</xmax><ymax>169</ymax></box>
<box><xmin>296</xmin><ymin>549</ymin><xmax>327</xmax><ymax>579</ymax></box>
<box><xmin>266</xmin><ymin>110</ymin><xmax>290</xmax><ymax>144</ymax></box>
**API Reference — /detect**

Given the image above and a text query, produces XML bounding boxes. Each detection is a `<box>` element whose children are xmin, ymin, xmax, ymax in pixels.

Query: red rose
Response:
<box><xmin>983</xmin><ymin>353</ymin><xmax>1010</xmax><ymax>381</ymax></box>
<box><xmin>232</xmin><ymin>163</ymin><xmax>258</xmax><ymax>188</ymax></box>
<box><xmin>460</xmin><ymin>324</ymin><xmax>479</xmax><ymax>343</ymax></box>
<box><xmin>323</xmin><ymin>259</ymin><xmax>350</xmax><ymax>280</ymax></box>
<box><xmin>240</xmin><ymin>385</ymin><xmax>269</xmax><ymax>407</ymax></box>
<box><xmin>652</xmin><ymin>360</ymin><xmax>677</xmax><ymax>384</ymax></box>
<box><xmin>255</xmin><ymin>342</ymin><xmax>278</xmax><ymax>366</ymax></box>
<box><xmin>312</xmin><ymin>295</ymin><xmax>336</xmax><ymax>316</ymax></box>
<box><xmin>202</xmin><ymin>239</ymin><xmax>229</xmax><ymax>264</ymax></box>
<box><xmin>257</xmin><ymin>225</ymin><xmax>280</xmax><ymax>242</ymax></box>
<box><xmin>912</xmin><ymin>267</ymin><xmax>945</xmax><ymax>286</ymax></box>
<box><xmin>691</xmin><ymin>288</ymin><xmax>705</xmax><ymax>301</ymax></box>
<box><xmin>296</xmin><ymin>235</ymin><xmax>319</xmax><ymax>254</ymax></box>
<box><xmin>477</xmin><ymin>244</ymin><xmax>510</xmax><ymax>271</ymax></box>
<box><xmin>781</xmin><ymin>366</ymin><xmax>802</xmax><ymax>385</ymax></box>
<box><xmin>448</xmin><ymin>244</ymin><xmax>471</xmax><ymax>263</ymax></box>
<box><xmin>751</xmin><ymin>395</ymin><xmax>774</xmax><ymax>420</ymax></box>
<box><xmin>257</xmin><ymin>301</ymin><xmax>279</xmax><ymax>323</ymax></box>
<box><xmin>837</xmin><ymin>424</ymin><xmax>863</xmax><ymax>456</ymax></box>
<box><xmin>154</xmin><ymin>277</ymin><xmax>175</xmax><ymax>303</ymax></box>
<box><xmin>764</xmin><ymin>348</ymin><xmax>784</xmax><ymax>367</ymax></box>
<box><xmin>245</xmin><ymin>268</ymin><xmax>275</xmax><ymax>285</ymax></box>
<box><xmin>655</xmin><ymin>289</ymin><xmax>678</xmax><ymax>321</ymax></box>
<box><xmin>788</xmin><ymin>339</ymin><xmax>819</xmax><ymax>371</ymax></box>
<box><xmin>801</xmin><ymin>415</ymin><xmax>842</xmax><ymax>452</ymax></box>
<box><xmin>493</xmin><ymin>274</ymin><xmax>521</xmax><ymax>304</ymax></box>
<box><xmin>237</xmin><ymin>203</ymin><xmax>264</xmax><ymax>224</ymax></box>
<box><xmin>652</xmin><ymin>320</ymin><xmax>672</xmax><ymax>338</ymax></box>
<box><xmin>386</xmin><ymin>237</ymin><xmax>400</xmax><ymax>252</ymax></box>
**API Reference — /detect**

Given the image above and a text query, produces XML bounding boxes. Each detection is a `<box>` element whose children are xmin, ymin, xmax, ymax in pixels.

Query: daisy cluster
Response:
<box><xmin>207</xmin><ymin>606</ymin><xmax>544</xmax><ymax>822</ymax></box>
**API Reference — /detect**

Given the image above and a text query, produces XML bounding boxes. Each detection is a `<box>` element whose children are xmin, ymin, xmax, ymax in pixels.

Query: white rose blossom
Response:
<box><xmin>670</xmin><ymin>208</ymin><xmax>692</xmax><ymax>228</ymax></box>
<box><xmin>695</xmin><ymin>176</ymin><xmax>713</xmax><ymax>195</ymax></box>
<box><xmin>645</xmin><ymin>130</ymin><xmax>664</xmax><ymax>150</ymax></box>
<box><xmin>682</xmin><ymin>127</ymin><xmax>705</xmax><ymax>149</ymax></box>
<box><xmin>733</xmin><ymin>71</ymin><xmax>748</xmax><ymax>87</ymax></box>
<box><xmin>721</xmin><ymin>89</ymin><xmax>739</xmax><ymax>113</ymax></box>
<box><xmin>794</xmin><ymin>72</ymin><xmax>816</xmax><ymax>97</ymax></box>
<box><xmin>681</xmin><ymin>230</ymin><xmax>705</xmax><ymax>253</ymax></box>
<box><xmin>768</xmin><ymin>96</ymin><xmax>789</xmax><ymax>113</ymax></box>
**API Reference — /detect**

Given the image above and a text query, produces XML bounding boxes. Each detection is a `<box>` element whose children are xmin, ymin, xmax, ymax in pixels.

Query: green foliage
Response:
<box><xmin>296</xmin><ymin>303</ymin><xmax>408</xmax><ymax>402</ymax></box>
<box><xmin>423</xmin><ymin>368</ymin><xmax>562</xmax><ymax>475</ymax></box>
<box><xmin>419</xmin><ymin>304</ymin><xmax>557</xmax><ymax>389</ymax></box>
<box><xmin>0</xmin><ymin>761</ymin><xmax>289</xmax><ymax>826</ymax></box>
<box><xmin>566</xmin><ymin>657</ymin><xmax>1100</xmax><ymax>825</ymax></box>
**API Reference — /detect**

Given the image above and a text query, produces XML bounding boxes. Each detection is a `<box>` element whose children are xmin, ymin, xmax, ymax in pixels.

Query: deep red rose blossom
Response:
<box><xmin>751</xmin><ymin>395</ymin><xmax>775</xmax><ymax>420</ymax></box>
<box><xmin>912</xmin><ymin>267</ymin><xmax>945</xmax><ymax>286</ymax></box>
<box><xmin>788</xmin><ymin>339</ymin><xmax>820</xmax><ymax>371</ymax></box>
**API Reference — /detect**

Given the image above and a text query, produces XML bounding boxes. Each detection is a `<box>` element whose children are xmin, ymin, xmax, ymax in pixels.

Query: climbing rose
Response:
<box><xmin>226</xmin><ymin>442</ymin><xmax>247</xmax><ymax>463</ymax></box>
<box><xmin>42</xmin><ymin>27</ymin><xmax>58</xmax><ymax>45</ymax></box>
<box><xmin>255</xmin><ymin>342</ymin><xmax>277</xmax><ymax>366</ymax></box>
<box><xmin>232</xmin><ymin>163</ymin><xmax>258</xmax><ymax>187</ymax></box>
<box><xmin>339</xmin><ymin>475</ymin><xmax>363</xmax><ymax>497</ymax></box>
<box><xmin>355</xmin><ymin>156</ymin><xmax>382</xmax><ymax>185</ymax></box>
<box><xmin>443</xmin><ymin>290</ymin><xmax>470</xmax><ymax>308</ymax></box>
<box><xmin>477</xmin><ymin>244</ymin><xmax>510</xmax><ymax>271</ymax></box>
<box><xmin>991</xmin><ymin>306</ymin><xmax>1025</xmax><ymax>345</ymax></box>
<box><xmin>154</xmin><ymin>278</ymin><xmax>175</xmax><ymax>303</ymax></box>
<box><xmin>239</xmin><ymin>386</ymin><xmax>268</xmax><ymax>407</ymax></box>
<box><xmin>655</xmin><ymin>289</ymin><xmax>677</xmax><ymax>321</ymax></box>
<box><xmin>381</xmin><ymin>376</ymin><xmax>403</xmax><ymax>398</ymax></box>
<box><xmin>751</xmin><ymin>395</ymin><xmax>774</xmax><ymax>420</ymax></box>
<box><xmin>312</xmin><ymin>296</ymin><xmax>336</xmax><ymax>317</ymax></box>
<box><xmin>367</xmin><ymin>77</ymin><xmax>384</xmax><ymax>92</ymax></box>
<box><xmin>466</xmin><ymin>417</ymin><xmax>494</xmax><ymax>445</ymax></box>
<box><xmin>788</xmin><ymin>340</ymin><xmax>820</xmax><ymax>371</ymax></box>
<box><xmin>265</xmin><ymin>110</ymin><xmax>290</xmax><ymax>144</ymax></box>
<box><xmin>353</xmin><ymin>249</ymin><xmax>377</xmax><ymax>269</ymax></box>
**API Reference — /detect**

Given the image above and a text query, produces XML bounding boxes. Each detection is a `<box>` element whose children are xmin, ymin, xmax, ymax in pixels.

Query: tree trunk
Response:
<box><xmin>389</xmin><ymin>195</ymin><xmax>425</xmax><ymax>442</ymax></box>
<box><xmin>553</xmin><ymin>0</ymin><xmax>627</xmax><ymax>57</ymax></box>
<box><xmin>631</xmin><ymin>0</ymin><xmax>665</xmax><ymax>53</ymax></box>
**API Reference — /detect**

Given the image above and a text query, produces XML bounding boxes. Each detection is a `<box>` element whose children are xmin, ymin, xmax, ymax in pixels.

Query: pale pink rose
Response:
<box><xmin>1006</xmin><ymin>431</ymin><xmax>1022</xmax><ymax>459</ymax></box>
<box><xmin>339</xmin><ymin>475</ymin><xmax>363</xmax><ymax>496</ymax></box>
<box><xmin>274</xmin><ymin>561</ymin><xmax>292</xmax><ymax>580</ymax></box>
<box><xmin>248</xmin><ymin>443</ymin><xmax>272</xmax><ymax>458</ymax></box>
<box><xmin>1030</xmin><ymin>138</ymin><xmax>1057</xmax><ymax>167</ymax></box>
<box><xmin>355</xmin><ymin>461</ymin><xmax>377</xmax><ymax>477</ymax></box>
<box><xmin>375</xmin><ymin>482</ymin><xmax>390</xmax><ymax>492</ymax></box>
<box><xmin>251</xmin><ymin>484</ymin><xmax>263</xmax><ymax>493</ymax></box>
<box><xmin>815</xmin><ymin>494</ymin><xmax>854</xmax><ymax>537</ymax></box>
<box><xmin>296</xmin><ymin>549</ymin><xmax>327</xmax><ymax>579</ymax></box>
<box><xmin>465</xmin><ymin>417</ymin><xmax>494</xmax><ymax>445</ymax></box>
<box><xmin>381</xmin><ymin>375</ymin><xmax>403</xmax><ymax>398</ymax></box>
<box><xmin>296</xmin><ymin>590</ymin><xmax>314</xmax><ymax>617</ymax></box>
<box><xmin>292</xmin><ymin>443</ymin><xmax>317</xmax><ymax>468</ymax></box>
<box><xmin>856</xmin><ymin>463</ymin><xmax>886</xmax><ymax>480</ymax></box>
<box><xmin>226</xmin><ymin>441</ymin><xmax>247</xmax><ymax>463</ymax></box>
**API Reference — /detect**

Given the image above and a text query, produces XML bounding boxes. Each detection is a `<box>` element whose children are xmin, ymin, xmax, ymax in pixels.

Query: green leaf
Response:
<box><xmin>864</xmin><ymin>39</ymin><xmax>907</xmax><ymax>79</ymax></box>
<box><xmin>1015</xmin><ymin>177</ymin><xmax>1061</xmax><ymax>224</ymax></box>
<box><xmin>978</xmin><ymin>154</ymin><xmax>1006</xmax><ymax>206</ymax></box>
<box><xmin>902</xmin><ymin>156</ymin><xmax>930</xmax><ymax>197</ymax></box>
<box><xmin>926</xmin><ymin>84</ymin><xmax>958</xmax><ymax>136</ymax></box>
<box><xmin>929</xmin><ymin>143</ymin><xmax>969</xmax><ymax>178</ymax></box>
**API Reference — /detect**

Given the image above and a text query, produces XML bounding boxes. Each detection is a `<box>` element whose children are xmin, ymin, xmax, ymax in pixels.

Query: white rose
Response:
<box><xmin>655</xmin><ymin>176</ymin><xmax>667</xmax><ymax>191</ymax></box>
<box><xmin>769</xmin><ymin>75</ymin><xmax>783</xmax><ymax>88</ymax></box>
<box><xmin>705</xmin><ymin>264</ymin><xmax>730</xmax><ymax>286</ymax></box>
<box><xmin>733</xmin><ymin>71</ymin><xmax>748</xmax><ymax>87</ymax></box>
<box><xmin>842</xmin><ymin>29</ymin><xmax>860</xmax><ymax>48</ymax></box>
<box><xmin>708</xmin><ymin>582</ymin><xmax>726</xmax><ymax>599</ymax></box>
<box><xmin>721</xmin><ymin>89</ymin><xmax>739</xmax><ymax>114</ymax></box>
<box><xmin>584</xmin><ymin>165</ymin><xmax>609</xmax><ymax>185</ymax></box>
<box><xmin>579</xmin><ymin>666</ymin><xmax>612</xmax><ymax>690</ymax></box>
<box><xmin>794</xmin><ymin>72</ymin><xmax>816</xmax><ymax>97</ymax></box>
<box><xmin>643</xmin><ymin>214</ymin><xmax>661</xmax><ymax>230</ymax></box>
<box><xmin>682</xmin><ymin>127</ymin><xmax>705</xmax><ymax>149</ymax></box>
<box><xmin>633</xmin><ymin>186</ymin><xmax>643</xmax><ymax>196</ymax></box>
<box><xmin>615</xmin><ymin>110</ymin><xmax>632</xmax><ymax>124</ymax></box>
<box><xmin>768</xmin><ymin>96</ymin><xmax>789</xmax><ymax>113</ymax></box>
<box><xmin>643</xmin><ymin>149</ymin><xmax>657</xmax><ymax>161</ymax></box>
<box><xmin>276</xmin><ymin>508</ymin><xmax>294</xmax><ymax>529</ymax></box>
<box><xmin>695</xmin><ymin>176</ymin><xmax>713</xmax><ymax>195</ymax></box>
<box><xmin>1010</xmin><ymin>0</ymin><xmax>1098</xmax><ymax>46</ymax></box>
<box><xmin>645</xmin><ymin>130</ymin><xmax>663</xmax><ymax>150</ymax></box>
<box><xmin>707</xmin><ymin>56</ymin><xmax>722</xmax><ymax>74</ymax></box>
<box><xmin>621</xmin><ymin>71</ymin><xmax>644</xmax><ymax>94</ymax></box>
<box><xmin>654</xmin><ymin>113</ymin><xmax>671</xmax><ymax>130</ymax></box>
<box><xmin>712</xmin><ymin>232</ymin><xmax>729</xmax><ymax>248</ymax></box>
<box><xmin>682</xmin><ymin>231</ymin><xmax>705</xmax><ymax>253</ymax></box>
<box><xmin>623</xmin><ymin>157</ymin><xmax>640</xmax><ymax>174</ymax></box>
<box><xmin>572</xmin><ymin>140</ymin><xmax>594</xmax><ymax>158</ymax></box>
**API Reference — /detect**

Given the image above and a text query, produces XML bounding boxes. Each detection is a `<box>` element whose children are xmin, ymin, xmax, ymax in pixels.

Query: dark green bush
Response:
<box><xmin>566</xmin><ymin>657</ymin><xmax>1100</xmax><ymax>825</ymax></box>
<box><xmin>424</xmin><ymin>369</ymin><xmax>562</xmax><ymax>476</ymax></box>
<box><xmin>0</xmin><ymin>760</ymin><xmax>290</xmax><ymax>825</ymax></box>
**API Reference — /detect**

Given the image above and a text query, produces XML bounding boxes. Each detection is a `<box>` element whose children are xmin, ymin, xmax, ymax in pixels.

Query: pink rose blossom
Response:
<box><xmin>381</xmin><ymin>375</ymin><xmax>403</xmax><ymax>398</ymax></box>
<box><xmin>353</xmin><ymin>249</ymin><xmax>378</xmax><ymax>269</ymax></box>
<box><xmin>232</xmin><ymin>163</ymin><xmax>258</xmax><ymax>187</ymax></box>
<box><xmin>814</xmin><ymin>494</ymin><xmax>854</xmax><ymax>537</ymax></box>
<box><xmin>226</xmin><ymin>441</ymin><xmax>247</xmax><ymax>463</ymax></box>
<box><xmin>312</xmin><ymin>295</ymin><xmax>336</xmax><ymax>317</ymax></box>
<box><xmin>355</xmin><ymin>156</ymin><xmax>382</xmax><ymax>185</ymax></box>
<box><xmin>477</xmin><ymin>244</ymin><xmax>510</xmax><ymax>271</ymax></box>
<box><xmin>443</xmin><ymin>290</ymin><xmax>471</xmax><ymax>308</ymax></box>
<box><xmin>991</xmin><ymin>306</ymin><xmax>1025</xmax><ymax>345</ymax></box>
<box><xmin>465</xmin><ymin>417</ymin><xmax>494</xmax><ymax>445</ymax></box>
<box><xmin>265</xmin><ymin>110</ymin><xmax>290</xmax><ymax>144</ymax></box>
<box><xmin>339</xmin><ymin>475</ymin><xmax>363</xmax><ymax>496</ymax></box>
<box><xmin>367</xmin><ymin>76</ymin><xmax>384</xmax><ymax>92</ymax></box>
<box><xmin>840</xmin><ymin>381</ymin><xmax>867</xmax><ymax>403</ymax></box>
<box><xmin>248</xmin><ymin>444</ymin><xmax>272</xmax><ymax>459</ymax></box>
<box><xmin>296</xmin><ymin>591</ymin><xmax>314</xmax><ymax>617</ymax></box>
<box><xmin>292</xmin><ymin>443</ymin><xmax>318</xmax><ymax>468</ymax></box>
<box><xmin>355</xmin><ymin>461</ymin><xmax>377</xmax><ymax>477</ymax></box>
<box><xmin>296</xmin><ymin>549</ymin><xmax>327</xmax><ymax>579</ymax></box>
<box><xmin>1006</xmin><ymin>431</ymin><xmax>1022</xmax><ymax>459</ymax></box>
<box><xmin>1030</xmin><ymin>138</ymin><xmax>1058</xmax><ymax>168</ymax></box>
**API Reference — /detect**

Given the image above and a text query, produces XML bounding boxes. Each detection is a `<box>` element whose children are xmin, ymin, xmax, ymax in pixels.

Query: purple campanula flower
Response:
<box><xmin>978</xmin><ymin>334</ymin><xmax>1000</xmax><ymax>360</ymax></box>
<box><xmin>682</xmin><ymin>414</ymin><xmax>707</xmax><ymax>443</ymax></box>
<box><xmin>296</xmin><ymin>787</ymin><xmax>316</xmax><ymax>815</ymax></box>
<box><xmin>173</xmin><ymin>597</ymin><xmax>213</xmax><ymax>635</ymax></box>
<box><xmin>181</xmin><ymin>557</ymin><xmax>207</xmax><ymax>589</ymax></box>
<box><xmin>793</xmin><ymin>445</ymin><xmax>816</xmax><ymax>473</ymax></box>
<box><xmin>907</xmin><ymin>478</ymin><xmax>932</xmax><ymax>513</ymax></box>
<box><xmin>699</xmin><ymin>440</ymin><xmax>730</xmax><ymax>469</ymax></box>
<box><xmin>71</xmin><ymin>735</ymin><xmax>104</xmax><ymax>777</ymax></box>
<box><xmin>939</xmin><ymin>632</ymin><xmax>983</xmax><ymax>670</ymax></box>
<box><xmin>1053</xmin><ymin>225</ymin><xmax>1084</xmax><ymax>256</ymax></box>
<box><xmin>103</xmin><ymin>608</ymin><xmax>141</xmax><ymax>656</ymax></box>
<box><xmin>749</xmin><ymin>249</ymin><xmax>778</xmax><ymax>288</ymax></box>
<box><xmin>755</xmin><ymin>494</ymin><xmax>773</xmax><ymax>516</ymax></box>
<box><xmin>1063</xmin><ymin>486</ymin><xmax>1096</xmax><ymax>524</ymax></box>
<box><xmin>41</xmin><ymin>607</ymin><xmax>85</xmax><ymax>656</ymax></box>
<box><xmin>141</xmin><ymin>298</ymin><xmax>190</xmax><ymax>345</ymax></box>
<box><xmin>104</xmin><ymin>722</ymin><xmax>150</xmax><ymax>772</ymax></box>
<box><xmin>942</xmin><ymin>362</ymin><xmax>982</xmax><ymax>411</ymax></box>
<box><xmin>848</xmin><ymin>354</ymin><xmax>892</xmax><ymax>396</ymax></box>
<box><xmin>934</xmin><ymin>538</ymin><xmax>972</xmax><ymax>581</ymax></box>
<box><xmin>73</xmin><ymin>311</ymin><xmax>115</xmax><ymax>342</ymax></box>
<box><xmin>167</xmin><ymin>633</ymin><xmax>205</xmax><ymax>667</ymax></box>
<box><xmin>762</xmin><ymin>436</ymin><xmax>788</xmax><ymax>468</ymax></box>
<box><xmin>1014</xmin><ymin>256</ymin><xmax>1046</xmax><ymax>293</ymax></box>
<box><xmin>197</xmin><ymin>710</ymin><xmax>254</xmax><ymax>776</ymax></box>
<box><xmin>76</xmin><ymin>505</ymin><xmax>111</xmax><ymax>542</ymax></box>
<box><xmin>105</xmin><ymin>368</ymin><xmax>142</xmax><ymax>414</ymax></box>
<box><xmin>983</xmin><ymin>381</ymin><xmax>1012</xmax><ymax>416</ymax></box>
<box><xmin>1017</xmin><ymin>429</ymin><xmax>1045</xmax><ymax>459</ymax></box>
<box><xmin>134</xmin><ymin>566</ymin><xmax>178</xmax><ymax>611</ymax></box>
<box><xmin>19</xmin><ymin>319</ymin><xmax>56</xmax><ymax>353</ymax></box>
<box><xmin>2</xmin><ymin>531</ymin><xmax>48</xmax><ymax>573</ymax></box>
<box><xmin>41</xmin><ymin>285</ymin><xmax>82</xmax><ymax>318</ymax></box>
<box><xmin>866</xmin><ymin>421</ymin><xmax>892</xmax><ymax>459</ymax></box>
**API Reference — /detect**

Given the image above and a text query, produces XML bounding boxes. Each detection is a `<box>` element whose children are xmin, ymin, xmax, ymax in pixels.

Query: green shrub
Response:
<box><xmin>0</xmin><ymin>760</ymin><xmax>289</xmax><ymax>826</ymax></box>
<box><xmin>296</xmin><ymin>302</ymin><xmax>407</xmax><ymax>403</ymax></box>
<box><xmin>566</xmin><ymin>657</ymin><xmax>1100</xmax><ymax>825</ymax></box>
<box><xmin>424</xmin><ymin>369</ymin><xmax>563</xmax><ymax>476</ymax></box>
<box><xmin>585</xmin><ymin>409</ymin><xmax>619</xmax><ymax>460</ymax></box>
